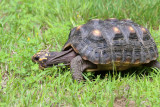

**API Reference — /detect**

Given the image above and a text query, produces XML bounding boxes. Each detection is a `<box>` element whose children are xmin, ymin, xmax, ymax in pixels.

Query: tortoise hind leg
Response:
<box><xmin>70</xmin><ymin>55</ymin><xmax>97</xmax><ymax>82</ymax></box>
<box><xmin>143</xmin><ymin>60</ymin><xmax>160</xmax><ymax>69</ymax></box>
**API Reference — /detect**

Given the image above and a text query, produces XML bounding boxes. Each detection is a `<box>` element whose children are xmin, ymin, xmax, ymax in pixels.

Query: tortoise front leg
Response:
<box><xmin>70</xmin><ymin>55</ymin><xmax>97</xmax><ymax>82</ymax></box>
<box><xmin>143</xmin><ymin>60</ymin><xmax>160</xmax><ymax>69</ymax></box>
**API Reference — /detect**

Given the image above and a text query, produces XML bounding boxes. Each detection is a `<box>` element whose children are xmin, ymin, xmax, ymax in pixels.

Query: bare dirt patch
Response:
<box><xmin>113</xmin><ymin>97</ymin><xmax>135</xmax><ymax>107</ymax></box>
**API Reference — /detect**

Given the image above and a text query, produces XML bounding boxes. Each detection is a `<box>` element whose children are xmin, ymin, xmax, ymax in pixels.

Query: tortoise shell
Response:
<box><xmin>63</xmin><ymin>18</ymin><xmax>158</xmax><ymax>70</ymax></box>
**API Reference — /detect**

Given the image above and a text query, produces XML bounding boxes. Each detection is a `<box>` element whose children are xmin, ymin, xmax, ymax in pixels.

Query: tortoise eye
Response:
<box><xmin>34</xmin><ymin>56</ymin><xmax>39</xmax><ymax>61</ymax></box>
<box><xmin>32</xmin><ymin>55</ymin><xmax>40</xmax><ymax>62</ymax></box>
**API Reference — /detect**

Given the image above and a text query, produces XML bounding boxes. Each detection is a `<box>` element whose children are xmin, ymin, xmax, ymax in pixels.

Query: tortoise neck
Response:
<box><xmin>46</xmin><ymin>48</ymin><xmax>77</xmax><ymax>66</ymax></box>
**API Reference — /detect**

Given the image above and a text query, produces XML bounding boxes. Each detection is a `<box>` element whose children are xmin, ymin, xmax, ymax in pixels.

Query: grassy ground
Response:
<box><xmin>0</xmin><ymin>0</ymin><xmax>160</xmax><ymax>106</ymax></box>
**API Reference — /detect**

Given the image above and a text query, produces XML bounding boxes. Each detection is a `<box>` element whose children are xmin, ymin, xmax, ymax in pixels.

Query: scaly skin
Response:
<box><xmin>70</xmin><ymin>55</ymin><xmax>97</xmax><ymax>81</ymax></box>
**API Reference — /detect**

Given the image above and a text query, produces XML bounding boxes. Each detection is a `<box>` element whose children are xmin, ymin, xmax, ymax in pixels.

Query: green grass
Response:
<box><xmin>0</xmin><ymin>0</ymin><xmax>160</xmax><ymax>106</ymax></box>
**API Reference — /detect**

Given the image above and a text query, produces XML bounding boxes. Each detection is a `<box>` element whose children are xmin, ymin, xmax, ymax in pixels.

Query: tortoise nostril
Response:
<box><xmin>34</xmin><ymin>56</ymin><xmax>39</xmax><ymax>61</ymax></box>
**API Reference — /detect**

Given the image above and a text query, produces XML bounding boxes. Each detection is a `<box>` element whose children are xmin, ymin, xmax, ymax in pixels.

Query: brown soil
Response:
<box><xmin>113</xmin><ymin>97</ymin><xmax>136</xmax><ymax>107</ymax></box>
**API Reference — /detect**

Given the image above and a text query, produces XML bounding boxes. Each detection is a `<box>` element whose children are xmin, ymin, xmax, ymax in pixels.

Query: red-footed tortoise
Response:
<box><xmin>32</xmin><ymin>18</ymin><xmax>160</xmax><ymax>81</ymax></box>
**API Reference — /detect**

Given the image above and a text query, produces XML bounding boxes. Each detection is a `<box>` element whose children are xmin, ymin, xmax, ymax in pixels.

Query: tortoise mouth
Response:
<box><xmin>39</xmin><ymin>63</ymin><xmax>70</xmax><ymax>69</ymax></box>
<box><xmin>39</xmin><ymin>63</ymin><xmax>54</xmax><ymax>69</ymax></box>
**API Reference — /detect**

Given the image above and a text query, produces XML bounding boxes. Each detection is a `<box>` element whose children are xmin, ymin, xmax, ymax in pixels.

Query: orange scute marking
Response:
<box><xmin>107</xmin><ymin>18</ymin><xmax>117</xmax><ymax>21</ymax></box>
<box><xmin>124</xmin><ymin>58</ymin><xmax>131</xmax><ymax>64</ymax></box>
<box><xmin>76</xmin><ymin>25</ymin><xmax>82</xmax><ymax>30</ymax></box>
<box><xmin>141</xmin><ymin>27</ymin><xmax>147</xmax><ymax>33</ymax></box>
<box><xmin>134</xmin><ymin>60</ymin><xmax>140</xmax><ymax>64</ymax></box>
<box><xmin>128</xmin><ymin>26</ymin><xmax>135</xmax><ymax>33</ymax></box>
<box><xmin>92</xmin><ymin>29</ymin><xmax>101</xmax><ymax>36</ymax></box>
<box><xmin>113</xmin><ymin>27</ymin><xmax>121</xmax><ymax>34</ymax></box>
<box><xmin>145</xmin><ymin>59</ymin><xmax>150</xmax><ymax>63</ymax></box>
<box><xmin>153</xmin><ymin>56</ymin><xmax>157</xmax><ymax>60</ymax></box>
<box><xmin>116</xmin><ymin>57</ymin><xmax>121</xmax><ymax>63</ymax></box>
<box><xmin>82</xmin><ymin>56</ymin><xmax>87</xmax><ymax>60</ymax></box>
<box><xmin>63</xmin><ymin>43</ymin><xmax>79</xmax><ymax>53</ymax></box>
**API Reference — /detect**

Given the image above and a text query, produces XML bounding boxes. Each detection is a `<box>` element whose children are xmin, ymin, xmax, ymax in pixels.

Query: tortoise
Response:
<box><xmin>32</xmin><ymin>18</ymin><xmax>160</xmax><ymax>81</ymax></box>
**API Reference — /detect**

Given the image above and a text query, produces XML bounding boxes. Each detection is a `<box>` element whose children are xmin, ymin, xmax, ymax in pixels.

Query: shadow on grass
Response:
<box><xmin>84</xmin><ymin>67</ymin><xmax>157</xmax><ymax>81</ymax></box>
<box><xmin>41</xmin><ymin>64</ymin><xmax>159</xmax><ymax>82</ymax></box>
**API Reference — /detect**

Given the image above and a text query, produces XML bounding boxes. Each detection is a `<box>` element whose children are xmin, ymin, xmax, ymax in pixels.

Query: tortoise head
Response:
<box><xmin>32</xmin><ymin>48</ymin><xmax>77</xmax><ymax>69</ymax></box>
<box><xmin>32</xmin><ymin>51</ymin><xmax>48</xmax><ymax>62</ymax></box>
<box><xmin>32</xmin><ymin>51</ymin><xmax>53</xmax><ymax>68</ymax></box>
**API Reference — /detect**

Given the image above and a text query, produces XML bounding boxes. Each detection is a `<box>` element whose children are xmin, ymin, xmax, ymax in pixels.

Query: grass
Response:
<box><xmin>0</xmin><ymin>0</ymin><xmax>160</xmax><ymax>106</ymax></box>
